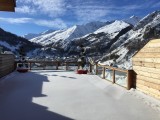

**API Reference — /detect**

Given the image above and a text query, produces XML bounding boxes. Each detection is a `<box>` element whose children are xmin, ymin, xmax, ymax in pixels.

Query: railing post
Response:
<box><xmin>56</xmin><ymin>62</ymin><xmax>59</xmax><ymax>70</ymax></box>
<box><xmin>65</xmin><ymin>62</ymin><xmax>68</xmax><ymax>71</ymax></box>
<box><xmin>113</xmin><ymin>69</ymin><xmax>115</xmax><ymax>83</ymax></box>
<box><xmin>29</xmin><ymin>62</ymin><xmax>31</xmax><ymax>70</ymax></box>
<box><xmin>102</xmin><ymin>67</ymin><xmax>105</xmax><ymax>79</ymax></box>
<box><xmin>43</xmin><ymin>61</ymin><xmax>45</xmax><ymax>70</ymax></box>
<box><xmin>127</xmin><ymin>70</ymin><xmax>133</xmax><ymax>90</ymax></box>
<box><xmin>95</xmin><ymin>63</ymin><xmax>98</xmax><ymax>75</ymax></box>
<box><xmin>89</xmin><ymin>63</ymin><xmax>92</xmax><ymax>73</ymax></box>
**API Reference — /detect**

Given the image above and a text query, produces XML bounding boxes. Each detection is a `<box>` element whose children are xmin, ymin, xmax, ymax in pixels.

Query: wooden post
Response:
<box><xmin>102</xmin><ymin>67</ymin><xmax>105</xmax><ymax>79</ymax></box>
<box><xmin>43</xmin><ymin>61</ymin><xmax>45</xmax><ymax>70</ymax></box>
<box><xmin>89</xmin><ymin>63</ymin><xmax>92</xmax><ymax>73</ymax></box>
<box><xmin>113</xmin><ymin>69</ymin><xmax>115</xmax><ymax>83</ymax></box>
<box><xmin>29</xmin><ymin>62</ymin><xmax>31</xmax><ymax>70</ymax></box>
<box><xmin>65</xmin><ymin>62</ymin><xmax>68</xmax><ymax>71</ymax></box>
<box><xmin>56</xmin><ymin>62</ymin><xmax>59</xmax><ymax>70</ymax></box>
<box><xmin>95</xmin><ymin>64</ymin><xmax>98</xmax><ymax>75</ymax></box>
<box><xmin>127</xmin><ymin>70</ymin><xmax>133</xmax><ymax>90</ymax></box>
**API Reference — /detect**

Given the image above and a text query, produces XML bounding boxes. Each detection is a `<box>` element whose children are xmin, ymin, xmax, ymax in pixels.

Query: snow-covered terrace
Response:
<box><xmin>0</xmin><ymin>70</ymin><xmax>160</xmax><ymax>120</ymax></box>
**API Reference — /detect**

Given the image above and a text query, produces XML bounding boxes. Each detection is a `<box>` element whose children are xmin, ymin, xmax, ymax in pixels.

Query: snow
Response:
<box><xmin>0</xmin><ymin>70</ymin><xmax>160</xmax><ymax>120</ymax></box>
<box><xmin>128</xmin><ymin>88</ymin><xmax>160</xmax><ymax>112</ymax></box>
<box><xmin>23</xmin><ymin>29</ymin><xmax>55</xmax><ymax>39</ymax></box>
<box><xmin>0</xmin><ymin>41</ymin><xmax>19</xmax><ymax>51</ymax></box>
<box><xmin>29</xmin><ymin>21</ymin><xmax>107</xmax><ymax>46</ymax></box>
<box><xmin>94</xmin><ymin>20</ymin><xmax>130</xmax><ymax>39</ymax></box>
<box><xmin>124</xmin><ymin>15</ymin><xmax>141</xmax><ymax>26</ymax></box>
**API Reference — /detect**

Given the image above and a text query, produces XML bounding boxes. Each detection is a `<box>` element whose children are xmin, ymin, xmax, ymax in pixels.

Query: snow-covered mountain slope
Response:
<box><xmin>100</xmin><ymin>10</ymin><xmax>160</xmax><ymax>69</ymax></box>
<box><xmin>94</xmin><ymin>20</ymin><xmax>131</xmax><ymax>39</ymax></box>
<box><xmin>0</xmin><ymin>28</ymin><xmax>41</xmax><ymax>55</ymax></box>
<box><xmin>64</xmin><ymin>20</ymin><xmax>132</xmax><ymax>55</ymax></box>
<box><xmin>29</xmin><ymin>21</ymin><xmax>109</xmax><ymax>46</ymax></box>
<box><xmin>124</xmin><ymin>15</ymin><xmax>141</xmax><ymax>26</ymax></box>
<box><xmin>23</xmin><ymin>29</ymin><xmax>55</xmax><ymax>39</ymax></box>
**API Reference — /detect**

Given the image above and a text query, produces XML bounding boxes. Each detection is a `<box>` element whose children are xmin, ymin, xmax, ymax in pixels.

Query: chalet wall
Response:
<box><xmin>133</xmin><ymin>39</ymin><xmax>160</xmax><ymax>100</ymax></box>
<box><xmin>0</xmin><ymin>54</ymin><xmax>15</xmax><ymax>79</ymax></box>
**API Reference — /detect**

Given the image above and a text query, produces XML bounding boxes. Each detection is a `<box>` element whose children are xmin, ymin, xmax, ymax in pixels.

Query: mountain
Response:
<box><xmin>29</xmin><ymin>21</ymin><xmax>110</xmax><ymax>46</ymax></box>
<box><xmin>94</xmin><ymin>20</ymin><xmax>131</xmax><ymax>39</ymax></box>
<box><xmin>124</xmin><ymin>15</ymin><xmax>141</xmax><ymax>26</ymax></box>
<box><xmin>23</xmin><ymin>29</ymin><xmax>55</xmax><ymax>39</ymax></box>
<box><xmin>2</xmin><ymin>10</ymin><xmax>159</xmax><ymax>69</ymax></box>
<box><xmin>64</xmin><ymin>20</ymin><xmax>132</xmax><ymax>55</ymax></box>
<box><xmin>60</xmin><ymin>11</ymin><xmax>160</xmax><ymax>69</ymax></box>
<box><xmin>100</xmin><ymin>10</ymin><xmax>160</xmax><ymax>69</ymax></box>
<box><xmin>0</xmin><ymin>28</ymin><xmax>42</xmax><ymax>55</ymax></box>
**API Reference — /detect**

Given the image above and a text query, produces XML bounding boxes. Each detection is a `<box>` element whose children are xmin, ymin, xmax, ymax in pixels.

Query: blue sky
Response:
<box><xmin>0</xmin><ymin>0</ymin><xmax>160</xmax><ymax>36</ymax></box>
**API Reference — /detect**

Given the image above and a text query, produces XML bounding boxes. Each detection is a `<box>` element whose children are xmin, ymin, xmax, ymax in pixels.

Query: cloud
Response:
<box><xmin>16</xmin><ymin>6</ymin><xmax>36</xmax><ymax>14</ymax></box>
<box><xmin>35</xmin><ymin>19</ymin><xmax>67</xmax><ymax>28</ymax></box>
<box><xmin>0</xmin><ymin>17</ymin><xmax>67</xmax><ymax>29</ymax></box>
<box><xmin>17</xmin><ymin>0</ymin><xmax>67</xmax><ymax>17</ymax></box>
<box><xmin>0</xmin><ymin>17</ymin><xmax>33</xmax><ymax>24</ymax></box>
<box><xmin>75</xmin><ymin>6</ymin><xmax>109</xmax><ymax>22</ymax></box>
<box><xmin>72</xmin><ymin>1</ymin><xmax>153</xmax><ymax>23</ymax></box>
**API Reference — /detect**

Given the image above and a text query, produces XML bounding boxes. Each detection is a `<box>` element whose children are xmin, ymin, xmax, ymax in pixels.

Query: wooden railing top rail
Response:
<box><xmin>96</xmin><ymin>63</ymin><xmax>128</xmax><ymax>73</ymax></box>
<box><xmin>16</xmin><ymin>60</ymin><xmax>80</xmax><ymax>64</ymax></box>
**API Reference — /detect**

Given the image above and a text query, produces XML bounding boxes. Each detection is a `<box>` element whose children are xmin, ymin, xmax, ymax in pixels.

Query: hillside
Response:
<box><xmin>100</xmin><ymin>10</ymin><xmax>160</xmax><ymax>69</ymax></box>
<box><xmin>29</xmin><ymin>21</ymin><xmax>110</xmax><ymax>46</ymax></box>
<box><xmin>0</xmin><ymin>28</ymin><xmax>42</xmax><ymax>55</ymax></box>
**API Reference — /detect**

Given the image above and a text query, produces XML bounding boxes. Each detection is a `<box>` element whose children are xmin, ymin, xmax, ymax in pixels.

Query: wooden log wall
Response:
<box><xmin>133</xmin><ymin>39</ymin><xmax>160</xmax><ymax>100</ymax></box>
<box><xmin>0</xmin><ymin>54</ymin><xmax>15</xmax><ymax>78</ymax></box>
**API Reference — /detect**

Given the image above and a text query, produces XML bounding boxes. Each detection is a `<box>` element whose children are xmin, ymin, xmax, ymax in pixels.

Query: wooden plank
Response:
<box><xmin>133</xmin><ymin>66</ymin><xmax>160</xmax><ymax>74</ymax></box>
<box><xmin>139</xmin><ymin>47</ymin><xmax>160</xmax><ymax>53</ymax></box>
<box><xmin>136</xmin><ymin>79</ymin><xmax>160</xmax><ymax>90</ymax></box>
<box><xmin>132</xmin><ymin>58</ymin><xmax>160</xmax><ymax>64</ymax></box>
<box><xmin>149</xmin><ymin>39</ymin><xmax>160</xmax><ymax>43</ymax></box>
<box><xmin>136</xmin><ymin>84</ymin><xmax>160</xmax><ymax>96</ymax></box>
<box><xmin>135</xmin><ymin>70</ymin><xmax>160</xmax><ymax>79</ymax></box>
<box><xmin>132</xmin><ymin>61</ymin><xmax>142</xmax><ymax>66</ymax></box>
<box><xmin>137</xmin><ymin>87</ymin><xmax>160</xmax><ymax>100</ymax></box>
<box><xmin>133</xmin><ymin>61</ymin><xmax>160</xmax><ymax>68</ymax></box>
<box><xmin>145</xmin><ymin>40</ymin><xmax>160</xmax><ymax>48</ymax></box>
<box><xmin>0</xmin><ymin>66</ymin><xmax>14</xmax><ymax>72</ymax></box>
<box><xmin>134</xmin><ymin>53</ymin><xmax>160</xmax><ymax>58</ymax></box>
<box><xmin>0</xmin><ymin>6</ymin><xmax>15</xmax><ymax>12</ymax></box>
<box><xmin>0</xmin><ymin>0</ymin><xmax>15</xmax><ymax>2</ymax></box>
<box><xmin>137</xmin><ymin>75</ymin><xmax>160</xmax><ymax>84</ymax></box>
<box><xmin>0</xmin><ymin>54</ymin><xmax>15</xmax><ymax>78</ymax></box>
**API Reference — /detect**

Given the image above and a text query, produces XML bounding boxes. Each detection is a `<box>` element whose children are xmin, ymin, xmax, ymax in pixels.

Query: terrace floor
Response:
<box><xmin>0</xmin><ymin>70</ymin><xmax>160</xmax><ymax>120</ymax></box>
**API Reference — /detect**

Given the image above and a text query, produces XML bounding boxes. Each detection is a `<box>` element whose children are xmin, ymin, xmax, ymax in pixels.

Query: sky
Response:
<box><xmin>0</xmin><ymin>0</ymin><xmax>160</xmax><ymax>36</ymax></box>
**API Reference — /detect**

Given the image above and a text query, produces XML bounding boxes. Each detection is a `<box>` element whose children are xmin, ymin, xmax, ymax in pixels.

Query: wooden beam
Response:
<box><xmin>133</xmin><ymin>61</ymin><xmax>160</xmax><ymax>68</ymax></box>
<box><xmin>0</xmin><ymin>6</ymin><xmax>15</xmax><ymax>12</ymax></box>
<box><xmin>136</xmin><ymin>75</ymin><xmax>160</xmax><ymax>84</ymax></box>
<box><xmin>135</xmin><ymin>70</ymin><xmax>160</xmax><ymax>79</ymax></box>
<box><xmin>137</xmin><ymin>79</ymin><xmax>160</xmax><ymax>91</ymax></box>
<box><xmin>133</xmin><ymin>66</ymin><xmax>160</xmax><ymax>74</ymax></box>
<box><xmin>134</xmin><ymin>52</ymin><xmax>160</xmax><ymax>58</ymax></box>
<box><xmin>136</xmin><ymin>84</ymin><xmax>160</xmax><ymax>99</ymax></box>
<box><xmin>0</xmin><ymin>0</ymin><xmax>16</xmax><ymax>12</ymax></box>
<box><xmin>133</xmin><ymin>57</ymin><xmax>160</xmax><ymax>64</ymax></box>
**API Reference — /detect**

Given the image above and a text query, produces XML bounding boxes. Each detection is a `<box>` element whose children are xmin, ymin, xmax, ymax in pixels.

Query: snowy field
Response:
<box><xmin>0</xmin><ymin>70</ymin><xmax>160</xmax><ymax>120</ymax></box>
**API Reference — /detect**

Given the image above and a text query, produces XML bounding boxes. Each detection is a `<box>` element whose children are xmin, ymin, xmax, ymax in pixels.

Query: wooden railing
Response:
<box><xmin>15</xmin><ymin>60</ymin><xmax>134</xmax><ymax>90</ymax></box>
<box><xmin>0</xmin><ymin>54</ymin><xmax>15</xmax><ymax>78</ymax></box>
<box><xmin>89</xmin><ymin>62</ymin><xmax>134</xmax><ymax>90</ymax></box>
<box><xmin>16</xmin><ymin>60</ymin><xmax>81</xmax><ymax>71</ymax></box>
